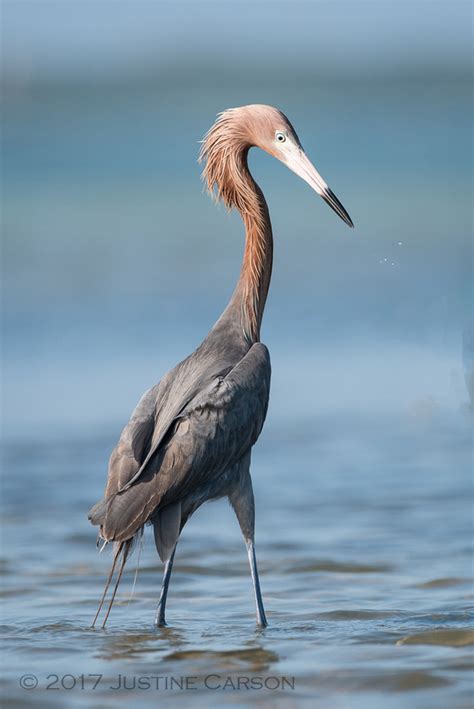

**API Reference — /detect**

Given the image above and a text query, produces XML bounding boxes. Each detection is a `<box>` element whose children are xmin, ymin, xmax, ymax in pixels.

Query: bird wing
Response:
<box><xmin>90</xmin><ymin>346</ymin><xmax>236</xmax><ymax>523</ymax></box>
<box><xmin>96</xmin><ymin>343</ymin><xmax>271</xmax><ymax>542</ymax></box>
<box><xmin>102</xmin><ymin>382</ymin><xmax>161</xmax><ymax>498</ymax></box>
<box><xmin>101</xmin><ymin>349</ymin><xmax>237</xmax><ymax>498</ymax></box>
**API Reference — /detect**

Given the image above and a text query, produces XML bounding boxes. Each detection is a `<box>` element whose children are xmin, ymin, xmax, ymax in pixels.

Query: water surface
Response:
<box><xmin>2</xmin><ymin>408</ymin><xmax>472</xmax><ymax>708</ymax></box>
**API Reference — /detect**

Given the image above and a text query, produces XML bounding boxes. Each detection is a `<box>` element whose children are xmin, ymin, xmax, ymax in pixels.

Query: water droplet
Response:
<box><xmin>384</xmin><ymin>258</ymin><xmax>388</xmax><ymax>262</ymax></box>
<box><xmin>398</xmin><ymin>241</ymin><xmax>403</xmax><ymax>246</ymax></box>
<box><xmin>391</xmin><ymin>262</ymin><xmax>395</xmax><ymax>266</ymax></box>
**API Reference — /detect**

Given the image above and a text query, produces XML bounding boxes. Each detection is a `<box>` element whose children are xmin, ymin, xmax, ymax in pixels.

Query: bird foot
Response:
<box><xmin>154</xmin><ymin>611</ymin><xmax>167</xmax><ymax>627</ymax></box>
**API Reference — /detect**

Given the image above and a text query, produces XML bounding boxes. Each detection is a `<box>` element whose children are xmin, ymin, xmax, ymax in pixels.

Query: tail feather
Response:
<box><xmin>89</xmin><ymin>480</ymin><xmax>162</xmax><ymax>543</ymax></box>
<box><xmin>91</xmin><ymin>539</ymin><xmax>133</xmax><ymax>628</ymax></box>
<box><xmin>101</xmin><ymin>539</ymin><xmax>132</xmax><ymax>628</ymax></box>
<box><xmin>88</xmin><ymin>498</ymin><xmax>109</xmax><ymax>527</ymax></box>
<box><xmin>91</xmin><ymin>542</ymin><xmax>122</xmax><ymax>628</ymax></box>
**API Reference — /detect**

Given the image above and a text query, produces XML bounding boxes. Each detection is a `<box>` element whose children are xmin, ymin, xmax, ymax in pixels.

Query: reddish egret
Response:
<box><xmin>89</xmin><ymin>104</ymin><xmax>353</xmax><ymax>628</ymax></box>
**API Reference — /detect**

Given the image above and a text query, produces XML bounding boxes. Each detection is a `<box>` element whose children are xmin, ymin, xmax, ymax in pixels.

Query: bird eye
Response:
<box><xmin>275</xmin><ymin>131</ymin><xmax>286</xmax><ymax>143</ymax></box>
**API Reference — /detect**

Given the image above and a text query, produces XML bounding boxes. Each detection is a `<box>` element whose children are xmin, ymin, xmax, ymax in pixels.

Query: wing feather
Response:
<box><xmin>97</xmin><ymin>343</ymin><xmax>270</xmax><ymax>542</ymax></box>
<box><xmin>103</xmin><ymin>382</ymin><xmax>161</xmax><ymax>497</ymax></box>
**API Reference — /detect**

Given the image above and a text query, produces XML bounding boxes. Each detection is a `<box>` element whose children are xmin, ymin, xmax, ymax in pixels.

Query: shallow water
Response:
<box><xmin>2</xmin><ymin>409</ymin><xmax>472</xmax><ymax>708</ymax></box>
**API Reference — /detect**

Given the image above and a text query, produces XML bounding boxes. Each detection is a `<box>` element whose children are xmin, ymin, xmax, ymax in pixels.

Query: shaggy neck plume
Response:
<box><xmin>200</xmin><ymin>111</ymin><xmax>273</xmax><ymax>344</ymax></box>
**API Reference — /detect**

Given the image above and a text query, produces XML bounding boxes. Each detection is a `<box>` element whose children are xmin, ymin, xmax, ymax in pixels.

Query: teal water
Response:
<box><xmin>2</xmin><ymin>74</ymin><xmax>473</xmax><ymax>707</ymax></box>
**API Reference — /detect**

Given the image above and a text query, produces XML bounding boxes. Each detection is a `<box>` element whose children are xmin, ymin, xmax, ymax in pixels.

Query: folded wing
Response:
<box><xmin>89</xmin><ymin>343</ymin><xmax>271</xmax><ymax>542</ymax></box>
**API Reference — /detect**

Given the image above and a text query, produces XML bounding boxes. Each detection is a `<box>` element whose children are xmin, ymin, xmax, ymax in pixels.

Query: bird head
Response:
<box><xmin>200</xmin><ymin>104</ymin><xmax>353</xmax><ymax>228</ymax></box>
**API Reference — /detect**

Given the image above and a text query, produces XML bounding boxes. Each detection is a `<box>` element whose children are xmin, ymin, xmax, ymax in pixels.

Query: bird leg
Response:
<box><xmin>229</xmin><ymin>467</ymin><xmax>268</xmax><ymax>627</ymax></box>
<box><xmin>245</xmin><ymin>538</ymin><xmax>267</xmax><ymax>627</ymax></box>
<box><xmin>155</xmin><ymin>547</ymin><xmax>176</xmax><ymax>627</ymax></box>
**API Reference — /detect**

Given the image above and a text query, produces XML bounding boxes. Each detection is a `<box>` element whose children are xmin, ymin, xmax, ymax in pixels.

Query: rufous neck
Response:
<box><xmin>229</xmin><ymin>165</ymin><xmax>273</xmax><ymax>344</ymax></box>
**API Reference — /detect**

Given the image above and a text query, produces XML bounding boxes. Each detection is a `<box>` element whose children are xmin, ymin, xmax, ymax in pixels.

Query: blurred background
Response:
<box><xmin>2</xmin><ymin>1</ymin><xmax>472</xmax><ymax>434</ymax></box>
<box><xmin>1</xmin><ymin>2</ymin><xmax>473</xmax><ymax>708</ymax></box>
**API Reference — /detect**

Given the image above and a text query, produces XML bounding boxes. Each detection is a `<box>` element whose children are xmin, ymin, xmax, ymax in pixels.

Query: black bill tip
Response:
<box><xmin>323</xmin><ymin>187</ymin><xmax>354</xmax><ymax>228</ymax></box>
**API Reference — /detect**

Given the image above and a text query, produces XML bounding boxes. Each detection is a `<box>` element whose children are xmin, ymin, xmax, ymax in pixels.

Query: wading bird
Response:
<box><xmin>88</xmin><ymin>104</ymin><xmax>353</xmax><ymax>628</ymax></box>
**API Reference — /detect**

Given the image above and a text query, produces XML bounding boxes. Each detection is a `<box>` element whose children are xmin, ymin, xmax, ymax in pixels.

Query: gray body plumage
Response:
<box><xmin>89</xmin><ymin>307</ymin><xmax>270</xmax><ymax>562</ymax></box>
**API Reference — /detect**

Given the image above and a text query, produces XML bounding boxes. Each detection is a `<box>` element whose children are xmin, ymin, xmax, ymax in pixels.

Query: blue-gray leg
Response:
<box><xmin>155</xmin><ymin>547</ymin><xmax>176</xmax><ymax>627</ymax></box>
<box><xmin>229</xmin><ymin>460</ymin><xmax>268</xmax><ymax>627</ymax></box>
<box><xmin>246</xmin><ymin>538</ymin><xmax>268</xmax><ymax>627</ymax></box>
